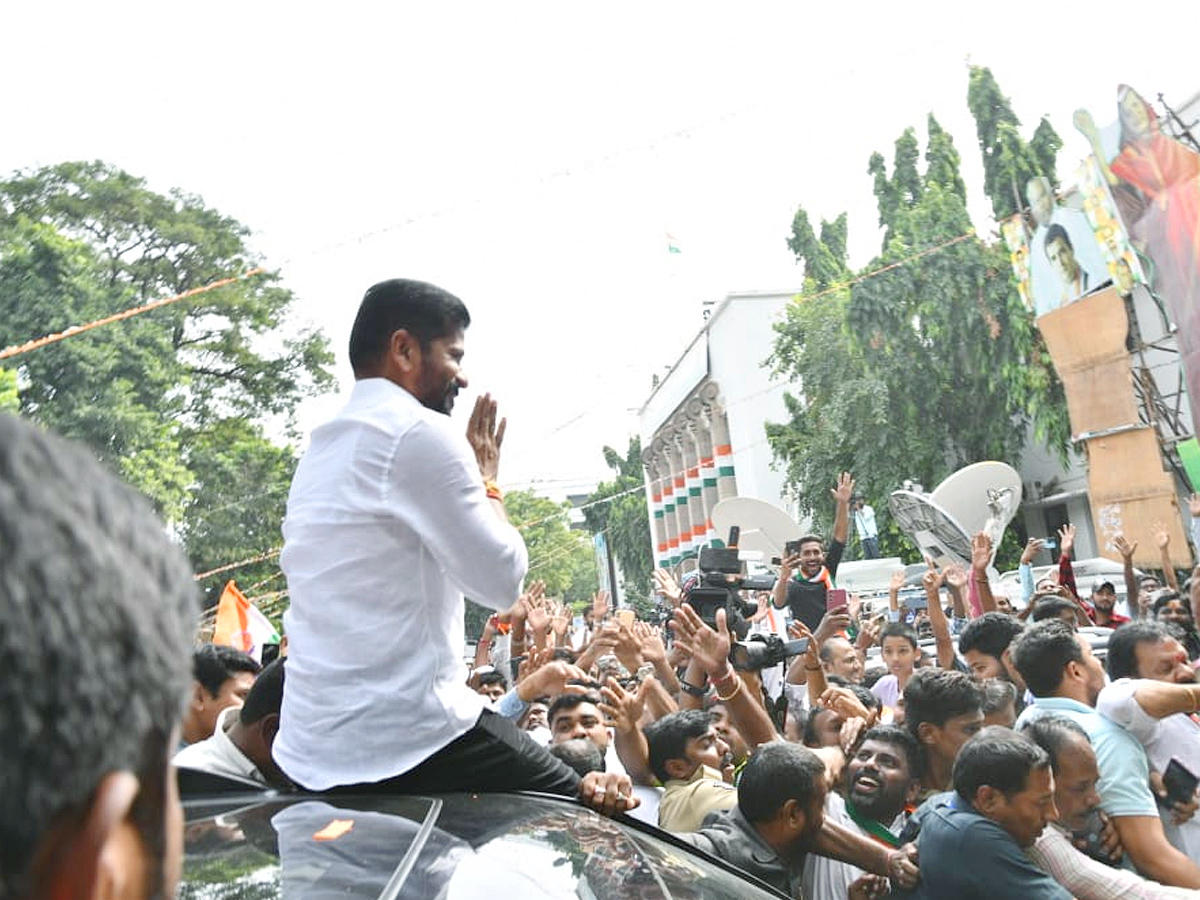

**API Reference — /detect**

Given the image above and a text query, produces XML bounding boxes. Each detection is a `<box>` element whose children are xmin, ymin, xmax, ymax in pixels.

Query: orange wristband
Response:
<box><xmin>484</xmin><ymin>479</ymin><xmax>503</xmax><ymax>501</ymax></box>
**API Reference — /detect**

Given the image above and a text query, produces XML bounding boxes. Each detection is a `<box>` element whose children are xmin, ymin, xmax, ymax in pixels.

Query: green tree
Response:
<box><xmin>0</xmin><ymin>368</ymin><xmax>16</xmax><ymax>413</ymax></box>
<box><xmin>769</xmin><ymin>101</ymin><xmax>1070</xmax><ymax>562</ymax></box>
<box><xmin>0</xmin><ymin>162</ymin><xmax>335</xmax><ymax>605</ymax></box>
<box><xmin>463</xmin><ymin>488</ymin><xmax>599</xmax><ymax>640</ymax></box>
<box><xmin>583</xmin><ymin>437</ymin><xmax>655</xmax><ymax>613</ymax></box>
<box><xmin>967</xmin><ymin>66</ymin><xmax>1061</xmax><ymax>219</ymax></box>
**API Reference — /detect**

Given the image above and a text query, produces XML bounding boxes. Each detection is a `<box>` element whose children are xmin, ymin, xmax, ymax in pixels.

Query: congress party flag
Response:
<box><xmin>213</xmin><ymin>579</ymin><xmax>280</xmax><ymax>663</ymax></box>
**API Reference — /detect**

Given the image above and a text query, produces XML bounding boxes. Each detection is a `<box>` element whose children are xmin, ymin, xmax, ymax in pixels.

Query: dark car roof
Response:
<box><xmin>179</xmin><ymin>789</ymin><xmax>789</xmax><ymax>900</ymax></box>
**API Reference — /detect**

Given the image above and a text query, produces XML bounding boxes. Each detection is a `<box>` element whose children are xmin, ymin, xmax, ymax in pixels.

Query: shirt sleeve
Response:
<box><xmin>1090</xmin><ymin>721</ymin><xmax>1158</xmax><ymax>817</ymax></box>
<box><xmin>1019</xmin><ymin>563</ymin><xmax>1035</xmax><ymax>605</ymax></box>
<box><xmin>390</xmin><ymin>415</ymin><xmax>528</xmax><ymax>610</ymax></box>
<box><xmin>827</xmin><ymin>540</ymin><xmax>845</xmax><ymax>578</ymax></box>
<box><xmin>1096</xmin><ymin>679</ymin><xmax>1164</xmax><ymax>745</ymax></box>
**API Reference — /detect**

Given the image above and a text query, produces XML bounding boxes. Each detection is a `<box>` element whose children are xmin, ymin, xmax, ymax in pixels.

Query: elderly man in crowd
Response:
<box><xmin>1014</xmin><ymin>620</ymin><xmax>1200</xmax><ymax>887</ymax></box>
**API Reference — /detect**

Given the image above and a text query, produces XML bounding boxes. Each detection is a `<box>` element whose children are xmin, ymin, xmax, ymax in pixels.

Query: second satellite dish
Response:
<box><xmin>889</xmin><ymin>462</ymin><xmax>1022</xmax><ymax>571</ymax></box>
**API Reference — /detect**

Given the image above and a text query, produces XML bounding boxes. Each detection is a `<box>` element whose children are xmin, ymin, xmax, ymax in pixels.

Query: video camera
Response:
<box><xmin>729</xmin><ymin>633</ymin><xmax>811</xmax><ymax>671</ymax></box>
<box><xmin>683</xmin><ymin>526</ymin><xmax>776</xmax><ymax>641</ymax></box>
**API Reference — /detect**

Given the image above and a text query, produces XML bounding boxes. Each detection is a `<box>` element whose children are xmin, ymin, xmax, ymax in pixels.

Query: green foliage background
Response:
<box><xmin>767</xmin><ymin>69</ymin><xmax>1071</xmax><ymax>572</ymax></box>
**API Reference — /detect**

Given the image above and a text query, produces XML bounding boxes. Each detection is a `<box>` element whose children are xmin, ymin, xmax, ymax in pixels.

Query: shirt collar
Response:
<box><xmin>350</xmin><ymin>376</ymin><xmax>419</xmax><ymax>404</ymax></box>
<box><xmin>1029</xmin><ymin>696</ymin><xmax>1093</xmax><ymax>714</ymax></box>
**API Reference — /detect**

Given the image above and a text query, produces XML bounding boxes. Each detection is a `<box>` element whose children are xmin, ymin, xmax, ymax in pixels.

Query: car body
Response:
<box><xmin>179</xmin><ymin>783</ymin><xmax>789</xmax><ymax>900</ymax></box>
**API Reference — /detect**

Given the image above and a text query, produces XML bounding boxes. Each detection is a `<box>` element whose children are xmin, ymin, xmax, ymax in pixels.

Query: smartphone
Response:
<box><xmin>826</xmin><ymin>588</ymin><xmax>848</xmax><ymax>611</ymax></box>
<box><xmin>1162</xmin><ymin>758</ymin><xmax>1199</xmax><ymax>808</ymax></box>
<box><xmin>616</xmin><ymin>608</ymin><xmax>636</xmax><ymax>627</ymax></box>
<box><xmin>785</xmin><ymin>539</ymin><xmax>802</xmax><ymax>557</ymax></box>
<box><xmin>1071</xmin><ymin>808</ymin><xmax>1118</xmax><ymax>867</ymax></box>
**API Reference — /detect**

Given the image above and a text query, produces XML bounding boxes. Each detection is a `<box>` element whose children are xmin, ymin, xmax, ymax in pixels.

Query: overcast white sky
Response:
<box><xmin>3</xmin><ymin>2</ymin><xmax>1197</xmax><ymax>490</ymax></box>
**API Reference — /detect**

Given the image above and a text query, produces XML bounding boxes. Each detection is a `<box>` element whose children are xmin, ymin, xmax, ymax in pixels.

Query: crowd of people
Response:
<box><xmin>6</xmin><ymin>277</ymin><xmax>1200</xmax><ymax>900</ymax></box>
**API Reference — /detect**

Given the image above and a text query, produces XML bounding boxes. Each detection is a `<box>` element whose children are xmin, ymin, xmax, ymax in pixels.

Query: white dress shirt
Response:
<box><xmin>173</xmin><ymin>707</ymin><xmax>264</xmax><ymax>783</ymax></box>
<box><xmin>274</xmin><ymin>378</ymin><xmax>528</xmax><ymax>789</ymax></box>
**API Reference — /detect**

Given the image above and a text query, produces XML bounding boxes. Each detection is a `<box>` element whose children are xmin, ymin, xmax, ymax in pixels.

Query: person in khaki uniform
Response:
<box><xmin>646</xmin><ymin>709</ymin><xmax>736</xmax><ymax>832</ymax></box>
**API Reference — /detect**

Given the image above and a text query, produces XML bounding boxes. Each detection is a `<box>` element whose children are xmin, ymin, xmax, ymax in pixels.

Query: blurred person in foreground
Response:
<box><xmin>273</xmin><ymin>279</ymin><xmax>631</xmax><ymax>813</ymax></box>
<box><xmin>0</xmin><ymin>414</ymin><xmax>197</xmax><ymax>900</ymax></box>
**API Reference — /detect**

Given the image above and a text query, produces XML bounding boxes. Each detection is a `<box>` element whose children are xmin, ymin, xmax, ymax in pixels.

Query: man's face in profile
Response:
<box><xmin>415</xmin><ymin>329</ymin><xmax>468</xmax><ymax>415</ymax></box>
<box><xmin>1047</xmin><ymin>236</ymin><xmax>1081</xmax><ymax>286</ymax></box>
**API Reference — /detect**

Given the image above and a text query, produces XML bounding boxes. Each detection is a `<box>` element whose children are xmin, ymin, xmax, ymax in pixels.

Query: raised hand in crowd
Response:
<box><xmin>612</xmin><ymin>620</ymin><xmax>644</xmax><ymax>676</ymax></box>
<box><xmin>820</xmin><ymin>685</ymin><xmax>876</xmax><ymax>727</ymax></box>
<box><xmin>515</xmin><ymin>647</ymin><xmax>592</xmax><ymax>703</ymax></box>
<box><xmin>548</xmin><ymin>600</ymin><xmax>572</xmax><ymax>645</ymax></box>
<box><xmin>653</xmin><ymin>568</ymin><xmax>683</xmax><ymax>607</ymax></box>
<box><xmin>854</xmin><ymin>616</ymin><xmax>880</xmax><ymax>652</ymax></box>
<box><xmin>832</xmin><ymin>471</ymin><xmax>856</xmax><ymax>506</ymax></box>
<box><xmin>671</xmin><ymin>604</ymin><xmax>777</xmax><ymax>748</ymax></box>
<box><xmin>1153</xmin><ymin>520</ymin><xmax>1181</xmax><ymax>591</ymax></box>
<box><xmin>813</xmin><ymin>602</ymin><xmax>852</xmax><ymax>646</ymax></box>
<box><xmin>575</xmin><ymin>620</ymin><xmax>620</xmax><ymax>673</ymax></box>
<box><xmin>1020</xmin><ymin>537</ymin><xmax>1045</xmax><ymax>565</ymax></box>
<box><xmin>634</xmin><ymin>620</ymin><xmax>682</xmax><ymax>696</ymax></box>
<box><xmin>592</xmin><ymin>588</ymin><xmax>611</xmax><ymax>621</ymax></box>
<box><xmin>1058</xmin><ymin>523</ymin><xmax>1076</xmax><ymax>559</ymax></box>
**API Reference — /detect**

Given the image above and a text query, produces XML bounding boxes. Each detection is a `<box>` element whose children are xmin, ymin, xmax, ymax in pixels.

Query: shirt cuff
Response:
<box><xmin>494</xmin><ymin>689</ymin><xmax>528</xmax><ymax>720</ymax></box>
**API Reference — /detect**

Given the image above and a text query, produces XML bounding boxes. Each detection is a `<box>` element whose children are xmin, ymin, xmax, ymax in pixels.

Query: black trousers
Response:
<box><xmin>322</xmin><ymin>709</ymin><xmax>581</xmax><ymax>797</ymax></box>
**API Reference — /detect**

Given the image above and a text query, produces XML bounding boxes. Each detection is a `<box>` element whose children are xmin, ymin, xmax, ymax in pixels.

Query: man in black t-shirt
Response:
<box><xmin>772</xmin><ymin>472</ymin><xmax>854</xmax><ymax>632</ymax></box>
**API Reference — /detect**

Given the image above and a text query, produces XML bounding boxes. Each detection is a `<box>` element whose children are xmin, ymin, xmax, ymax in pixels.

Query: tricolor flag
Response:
<box><xmin>213</xmin><ymin>579</ymin><xmax>280</xmax><ymax>664</ymax></box>
<box><xmin>667</xmin><ymin>232</ymin><xmax>682</xmax><ymax>254</ymax></box>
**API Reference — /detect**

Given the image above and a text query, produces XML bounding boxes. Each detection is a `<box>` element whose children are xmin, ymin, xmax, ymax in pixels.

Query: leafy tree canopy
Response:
<box><xmin>0</xmin><ymin>161</ymin><xmax>335</xmax><ymax>606</ymax></box>
<box><xmin>584</xmin><ymin>437</ymin><xmax>656</xmax><ymax>616</ymax></box>
<box><xmin>770</xmin><ymin>87</ymin><xmax>1070</xmax><ymax>569</ymax></box>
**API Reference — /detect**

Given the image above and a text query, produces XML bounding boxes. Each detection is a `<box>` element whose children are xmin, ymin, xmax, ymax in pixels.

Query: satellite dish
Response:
<box><xmin>890</xmin><ymin>462</ymin><xmax>1022</xmax><ymax>571</ymax></box>
<box><xmin>711</xmin><ymin>497</ymin><xmax>799</xmax><ymax>561</ymax></box>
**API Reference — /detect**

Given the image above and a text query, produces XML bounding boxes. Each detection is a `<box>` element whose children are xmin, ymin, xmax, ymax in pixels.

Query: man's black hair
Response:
<box><xmin>902</xmin><ymin>668</ymin><xmax>983</xmax><ymax>738</ymax></box>
<box><xmin>239</xmin><ymin>658</ymin><xmax>286</xmax><ymax>726</ymax></box>
<box><xmin>0</xmin><ymin>415</ymin><xmax>197</xmax><ymax>898</ymax></box>
<box><xmin>348</xmin><ymin>278</ymin><xmax>471</xmax><ymax>374</ymax></box>
<box><xmin>1018</xmin><ymin>715</ymin><xmax>1090</xmax><ymax>773</ymax></box>
<box><xmin>1012</xmin><ymin>620</ymin><xmax>1083</xmax><ymax>698</ymax></box>
<box><xmin>953</xmin><ymin>727</ymin><xmax>1050</xmax><ymax>801</ymax></box>
<box><xmin>802</xmin><ymin>706</ymin><xmax>839</xmax><ymax>748</ymax></box>
<box><xmin>548</xmin><ymin>738</ymin><xmax>605</xmax><ymax>777</ymax></box>
<box><xmin>1154</xmin><ymin>591</ymin><xmax>1190</xmax><ymax>617</ymax></box>
<box><xmin>1044</xmin><ymin>222</ymin><xmax>1074</xmax><ymax>257</ymax></box>
<box><xmin>1106</xmin><ymin>621</ymin><xmax>1171</xmax><ymax>680</ymax></box>
<box><xmin>958</xmin><ymin>612</ymin><xmax>1024</xmax><ymax>660</ymax></box>
<box><xmin>879</xmin><ymin>622</ymin><xmax>918</xmax><ymax>651</ymax></box>
<box><xmin>849</xmin><ymin>683</ymin><xmax>881</xmax><ymax>712</ymax></box>
<box><xmin>796</xmin><ymin>534</ymin><xmax>823</xmax><ymax>550</ymax></box>
<box><xmin>547</xmin><ymin>692</ymin><xmax>602</xmax><ymax>728</ymax></box>
<box><xmin>644</xmin><ymin>709</ymin><xmax>713</xmax><ymax>783</ymax></box>
<box><xmin>857</xmin><ymin>725</ymin><xmax>922</xmax><ymax>778</ymax></box>
<box><xmin>192</xmin><ymin>643</ymin><xmax>261</xmax><ymax>698</ymax></box>
<box><xmin>738</xmin><ymin>741</ymin><xmax>827</xmax><ymax>824</ymax></box>
<box><xmin>1031</xmin><ymin>596</ymin><xmax>1077</xmax><ymax>623</ymax></box>
<box><xmin>476</xmin><ymin>670</ymin><xmax>508</xmax><ymax>690</ymax></box>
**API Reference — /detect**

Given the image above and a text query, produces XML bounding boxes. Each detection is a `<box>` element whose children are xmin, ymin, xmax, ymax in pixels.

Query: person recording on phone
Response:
<box><xmin>773</xmin><ymin>472</ymin><xmax>855</xmax><ymax>631</ymax></box>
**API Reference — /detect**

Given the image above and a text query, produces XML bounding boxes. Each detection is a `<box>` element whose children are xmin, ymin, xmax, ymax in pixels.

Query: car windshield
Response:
<box><xmin>179</xmin><ymin>792</ymin><xmax>784</xmax><ymax>900</ymax></box>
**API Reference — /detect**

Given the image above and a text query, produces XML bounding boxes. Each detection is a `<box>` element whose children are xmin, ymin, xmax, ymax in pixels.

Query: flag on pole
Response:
<box><xmin>213</xmin><ymin>579</ymin><xmax>280</xmax><ymax>663</ymax></box>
